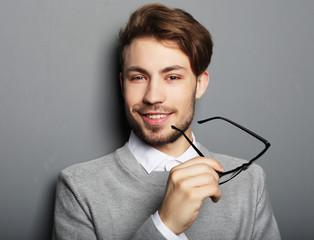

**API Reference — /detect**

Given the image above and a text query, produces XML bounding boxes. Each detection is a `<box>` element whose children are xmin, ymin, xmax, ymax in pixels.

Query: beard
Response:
<box><xmin>125</xmin><ymin>97</ymin><xmax>196</xmax><ymax>147</ymax></box>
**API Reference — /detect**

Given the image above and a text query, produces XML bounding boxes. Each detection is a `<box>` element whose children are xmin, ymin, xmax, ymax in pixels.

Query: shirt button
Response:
<box><xmin>165</xmin><ymin>160</ymin><xmax>181</xmax><ymax>171</ymax></box>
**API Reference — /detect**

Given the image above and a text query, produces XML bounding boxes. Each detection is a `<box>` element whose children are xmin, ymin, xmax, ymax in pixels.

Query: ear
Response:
<box><xmin>195</xmin><ymin>71</ymin><xmax>209</xmax><ymax>99</ymax></box>
<box><xmin>119</xmin><ymin>72</ymin><xmax>124</xmax><ymax>97</ymax></box>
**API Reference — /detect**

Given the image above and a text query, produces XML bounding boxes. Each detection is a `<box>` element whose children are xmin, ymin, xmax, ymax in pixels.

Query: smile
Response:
<box><xmin>146</xmin><ymin>114</ymin><xmax>168</xmax><ymax>119</ymax></box>
<box><xmin>141</xmin><ymin>113</ymin><xmax>172</xmax><ymax>125</ymax></box>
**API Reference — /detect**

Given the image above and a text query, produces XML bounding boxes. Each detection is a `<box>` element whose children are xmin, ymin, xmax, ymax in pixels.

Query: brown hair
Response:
<box><xmin>119</xmin><ymin>4</ymin><xmax>213</xmax><ymax>76</ymax></box>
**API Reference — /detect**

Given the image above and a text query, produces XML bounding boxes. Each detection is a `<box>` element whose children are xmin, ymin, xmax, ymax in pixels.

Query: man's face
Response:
<box><xmin>121</xmin><ymin>37</ymin><xmax>208</xmax><ymax>147</ymax></box>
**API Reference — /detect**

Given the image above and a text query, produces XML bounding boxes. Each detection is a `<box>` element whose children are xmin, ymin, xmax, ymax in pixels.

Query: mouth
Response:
<box><xmin>145</xmin><ymin>114</ymin><xmax>169</xmax><ymax>119</ymax></box>
<box><xmin>141</xmin><ymin>112</ymin><xmax>172</xmax><ymax>125</ymax></box>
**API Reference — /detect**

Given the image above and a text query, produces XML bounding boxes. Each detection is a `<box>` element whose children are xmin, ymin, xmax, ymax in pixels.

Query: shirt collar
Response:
<box><xmin>128</xmin><ymin>131</ymin><xmax>199</xmax><ymax>174</ymax></box>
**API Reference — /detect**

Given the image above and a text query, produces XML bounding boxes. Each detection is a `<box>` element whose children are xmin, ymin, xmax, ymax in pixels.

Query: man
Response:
<box><xmin>53</xmin><ymin>4</ymin><xmax>280</xmax><ymax>240</ymax></box>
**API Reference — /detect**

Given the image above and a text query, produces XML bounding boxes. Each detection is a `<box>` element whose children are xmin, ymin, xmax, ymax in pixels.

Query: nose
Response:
<box><xmin>143</xmin><ymin>78</ymin><xmax>166</xmax><ymax>105</ymax></box>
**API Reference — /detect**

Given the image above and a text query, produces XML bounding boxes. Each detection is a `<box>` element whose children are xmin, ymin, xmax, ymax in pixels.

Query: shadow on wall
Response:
<box><xmin>29</xmin><ymin>179</ymin><xmax>56</xmax><ymax>240</ymax></box>
<box><xmin>108</xmin><ymin>42</ymin><xmax>131</xmax><ymax>143</ymax></box>
<box><xmin>98</xmin><ymin>38</ymin><xmax>131</xmax><ymax>149</ymax></box>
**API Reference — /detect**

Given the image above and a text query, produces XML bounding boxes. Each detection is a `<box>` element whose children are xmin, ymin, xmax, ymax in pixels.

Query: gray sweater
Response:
<box><xmin>53</xmin><ymin>143</ymin><xmax>280</xmax><ymax>240</ymax></box>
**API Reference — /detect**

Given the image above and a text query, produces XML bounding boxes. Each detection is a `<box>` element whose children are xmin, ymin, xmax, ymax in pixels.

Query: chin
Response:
<box><xmin>136</xmin><ymin>127</ymin><xmax>182</xmax><ymax>146</ymax></box>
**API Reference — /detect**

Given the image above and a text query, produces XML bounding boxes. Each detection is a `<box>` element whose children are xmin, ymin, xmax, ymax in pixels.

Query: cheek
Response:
<box><xmin>124</xmin><ymin>86</ymin><xmax>143</xmax><ymax>108</ymax></box>
<box><xmin>169</xmin><ymin>85</ymin><xmax>196</xmax><ymax>103</ymax></box>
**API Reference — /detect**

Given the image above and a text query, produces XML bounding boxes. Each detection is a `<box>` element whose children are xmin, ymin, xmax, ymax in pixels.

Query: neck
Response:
<box><xmin>153</xmin><ymin>127</ymin><xmax>193</xmax><ymax>158</ymax></box>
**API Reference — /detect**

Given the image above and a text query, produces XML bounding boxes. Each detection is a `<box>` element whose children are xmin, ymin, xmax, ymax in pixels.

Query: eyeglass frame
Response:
<box><xmin>171</xmin><ymin>116</ymin><xmax>271</xmax><ymax>185</ymax></box>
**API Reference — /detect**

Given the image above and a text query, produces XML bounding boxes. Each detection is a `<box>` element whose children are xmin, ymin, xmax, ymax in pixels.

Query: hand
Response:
<box><xmin>158</xmin><ymin>157</ymin><xmax>223</xmax><ymax>235</ymax></box>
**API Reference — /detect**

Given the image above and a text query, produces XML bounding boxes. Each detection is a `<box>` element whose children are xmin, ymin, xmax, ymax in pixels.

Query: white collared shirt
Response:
<box><xmin>128</xmin><ymin>131</ymin><xmax>198</xmax><ymax>240</ymax></box>
<box><xmin>128</xmin><ymin>131</ymin><xmax>198</xmax><ymax>173</ymax></box>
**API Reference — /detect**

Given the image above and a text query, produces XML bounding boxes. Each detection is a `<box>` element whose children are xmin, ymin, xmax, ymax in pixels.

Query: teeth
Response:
<box><xmin>146</xmin><ymin>114</ymin><xmax>167</xmax><ymax>119</ymax></box>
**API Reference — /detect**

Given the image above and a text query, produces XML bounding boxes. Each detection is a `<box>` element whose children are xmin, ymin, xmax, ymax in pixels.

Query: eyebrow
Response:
<box><xmin>125</xmin><ymin>66</ymin><xmax>150</xmax><ymax>77</ymax></box>
<box><xmin>125</xmin><ymin>65</ymin><xmax>187</xmax><ymax>77</ymax></box>
<box><xmin>160</xmin><ymin>65</ymin><xmax>187</xmax><ymax>74</ymax></box>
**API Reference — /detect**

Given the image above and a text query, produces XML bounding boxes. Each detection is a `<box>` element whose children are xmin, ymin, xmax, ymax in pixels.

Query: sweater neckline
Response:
<box><xmin>114</xmin><ymin>144</ymin><xmax>168</xmax><ymax>186</ymax></box>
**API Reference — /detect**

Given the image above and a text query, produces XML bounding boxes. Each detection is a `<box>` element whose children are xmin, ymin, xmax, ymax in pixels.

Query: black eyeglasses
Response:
<box><xmin>171</xmin><ymin>116</ymin><xmax>270</xmax><ymax>185</ymax></box>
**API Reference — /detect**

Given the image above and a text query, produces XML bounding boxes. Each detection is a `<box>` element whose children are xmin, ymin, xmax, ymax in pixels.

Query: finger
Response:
<box><xmin>193</xmin><ymin>183</ymin><xmax>222</xmax><ymax>203</ymax></box>
<box><xmin>172</xmin><ymin>164</ymin><xmax>220</xmax><ymax>183</ymax></box>
<box><xmin>178</xmin><ymin>173</ymin><xmax>219</xmax><ymax>190</ymax></box>
<box><xmin>174</xmin><ymin>156</ymin><xmax>224</xmax><ymax>172</ymax></box>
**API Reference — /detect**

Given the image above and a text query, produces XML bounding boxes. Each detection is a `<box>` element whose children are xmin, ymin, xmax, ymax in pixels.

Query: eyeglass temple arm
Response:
<box><xmin>198</xmin><ymin>116</ymin><xmax>271</xmax><ymax>170</ymax></box>
<box><xmin>171</xmin><ymin>125</ymin><xmax>223</xmax><ymax>177</ymax></box>
<box><xmin>222</xmin><ymin>144</ymin><xmax>270</xmax><ymax>175</ymax></box>
<box><xmin>198</xmin><ymin>116</ymin><xmax>270</xmax><ymax>147</ymax></box>
<box><xmin>171</xmin><ymin>125</ymin><xmax>204</xmax><ymax>157</ymax></box>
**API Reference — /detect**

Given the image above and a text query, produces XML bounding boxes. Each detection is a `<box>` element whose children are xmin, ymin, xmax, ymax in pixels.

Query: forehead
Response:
<box><xmin>123</xmin><ymin>37</ymin><xmax>192</xmax><ymax>72</ymax></box>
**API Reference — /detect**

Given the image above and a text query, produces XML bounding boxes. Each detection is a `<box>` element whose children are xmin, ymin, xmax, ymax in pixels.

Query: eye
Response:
<box><xmin>167</xmin><ymin>75</ymin><xmax>180</xmax><ymax>80</ymax></box>
<box><xmin>131</xmin><ymin>75</ymin><xmax>146</xmax><ymax>81</ymax></box>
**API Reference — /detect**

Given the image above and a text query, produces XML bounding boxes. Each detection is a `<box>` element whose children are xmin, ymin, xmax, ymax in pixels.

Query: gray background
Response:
<box><xmin>1</xmin><ymin>0</ymin><xmax>313</xmax><ymax>239</ymax></box>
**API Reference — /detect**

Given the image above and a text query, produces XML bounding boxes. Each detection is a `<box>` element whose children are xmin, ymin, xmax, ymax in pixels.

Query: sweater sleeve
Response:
<box><xmin>252</xmin><ymin>169</ymin><xmax>281</xmax><ymax>240</ymax></box>
<box><xmin>52</xmin><ymin>173</ymin><xmax>97</xmax><ymax>240</ymax></box>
